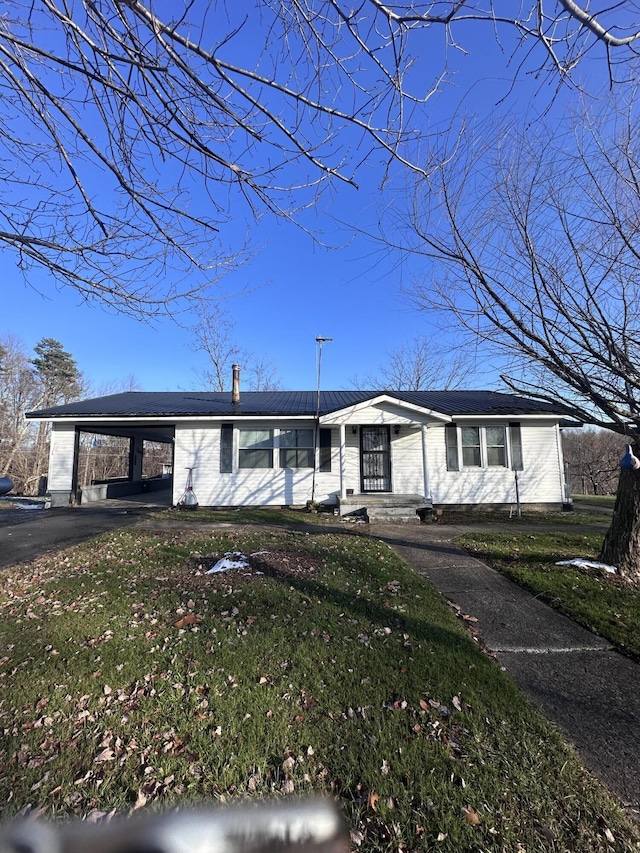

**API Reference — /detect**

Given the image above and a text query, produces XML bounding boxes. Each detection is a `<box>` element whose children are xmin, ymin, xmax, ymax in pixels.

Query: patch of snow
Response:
<box><xmin>207</xmin><ymin>551</ymin><xmax>250</xmax><ymax>574</ymax></box>
<box><xmin>556</xmin><ymin>559</ymin><xmax>617</xmax><ymax>574</ymax></box>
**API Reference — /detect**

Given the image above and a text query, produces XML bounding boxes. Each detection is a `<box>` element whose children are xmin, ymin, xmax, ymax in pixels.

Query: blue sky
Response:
<box><xmin>0</xmin><ymin>8</ymin><xmax>607</xmax><ymax>394</ymax></box>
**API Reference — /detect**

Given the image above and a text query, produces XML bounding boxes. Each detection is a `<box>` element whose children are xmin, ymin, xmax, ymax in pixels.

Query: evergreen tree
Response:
<box><xmin>30</xmin><ymin>338</ymin><xmax>82</xmax><ymax>493</ymax></box>
<box><xmin>31</xmin><ymin>338</ymin><xmax>81</xmax><ymax>406</ymax></box>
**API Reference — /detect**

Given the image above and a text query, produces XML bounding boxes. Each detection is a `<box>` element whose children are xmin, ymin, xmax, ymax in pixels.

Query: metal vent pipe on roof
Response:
<box><xmin>232</xmin><ymin>364</ymin><xmax>240</xmax><ymax>404</ymax></box>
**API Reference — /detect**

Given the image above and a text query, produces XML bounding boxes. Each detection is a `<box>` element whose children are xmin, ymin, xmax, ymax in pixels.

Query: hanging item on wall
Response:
<box><xmin>178</xmin><ymin>466</ymin><xmax>199</xmax><ymax>509</ymax></box>
<box><xmin>620</xmin><ymin>445</ymin><xmax>640</xmax><ymax>471</ymax></box>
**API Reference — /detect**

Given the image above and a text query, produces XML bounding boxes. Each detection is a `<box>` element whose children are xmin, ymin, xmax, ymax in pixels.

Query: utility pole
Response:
<box><xmin>311</xmin><ymin>336</ymin><xmax>332</xmax><ymax>505</ymax></box>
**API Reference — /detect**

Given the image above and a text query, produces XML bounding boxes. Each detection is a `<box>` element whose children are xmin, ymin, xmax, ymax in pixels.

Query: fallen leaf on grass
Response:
<box><xmin>173</xmin><ymin>613</ymin><xmax>201</xmax><ymax>628</ymax></box>
<box><xmin>462</xmin><ymin>806</ymin><xmax>481</xmax><ymax>825</ymax></box>
<box><xmin>350</xmin><ymin>829</ymin><xmax>365</xmax><ymax>847</ymax></box>
<box><xmin>94</xmin><ymin>748</ymin><xmax>115</xmax><ymax>763</ymax></box>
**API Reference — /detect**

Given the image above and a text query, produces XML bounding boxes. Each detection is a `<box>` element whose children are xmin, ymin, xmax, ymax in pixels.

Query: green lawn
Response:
<box><xmin>572</xmin><ymin>494</ymin><xmax>616</xmax><ymax>509</ymax></box>
<box><xmin>455</xmin><ymin>529</ymin><xmax>640</xmax><ymax>661</ymax></box>
<box><xmin>0</xmin><ymin>524</ymin><xmax>637</xmax><ymax>851</ymax></box>
<box><xmin>164</xmin><ymin>506</ymin><xmax>339</xmax><ymax>525</ymax></box>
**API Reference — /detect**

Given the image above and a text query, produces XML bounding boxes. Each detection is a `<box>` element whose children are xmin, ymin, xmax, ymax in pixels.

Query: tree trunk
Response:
<box><xmin>600</xmin><ymin>447</ymin><xmax>640</xmax><ymax>581</ymax></box>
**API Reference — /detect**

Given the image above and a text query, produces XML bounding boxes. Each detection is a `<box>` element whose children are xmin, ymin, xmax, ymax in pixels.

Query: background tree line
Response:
<box><xmin>0</xmin><ymin>336</ymin><xmax>166</xmax><ymax>494</ymax></box>
<box><xmin>1</xmin><ymin>328</ymin><xmax>625</xmax><ymax>500</ymax></box>
<box><xmin>0</xmin><ymin>336</ymin><xmax>81</xmax><ymax>494</ymax></box>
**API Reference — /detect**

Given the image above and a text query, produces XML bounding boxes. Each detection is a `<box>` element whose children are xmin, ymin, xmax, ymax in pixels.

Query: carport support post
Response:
<box><xmin>129</xmin><ymin>435</ymin><xmax>144</xmax><ymax>482</ymax></box>
<box><xmin>71</xmin><ymin>427</ymin><xmax>81</xmax><ymax>504</ymax></box>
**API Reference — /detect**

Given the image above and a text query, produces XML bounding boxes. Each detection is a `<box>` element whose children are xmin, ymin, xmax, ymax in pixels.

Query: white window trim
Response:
<box><xmin>457</xmin><ymin>424</ymin><xmax>510</xmax><ymax>470</ymax></box>
<box><xmin>279</xmin><ymin>427</ymin><xmax>315</xmax><ymax>469</ymax></box>
<box><xmin>234</xmin><ymin>425</ymin><xmax>319</xmax><ymax>471</ymax></box>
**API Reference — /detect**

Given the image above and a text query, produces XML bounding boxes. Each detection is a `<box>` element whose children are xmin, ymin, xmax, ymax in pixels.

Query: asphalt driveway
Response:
<box><xmin>0</xmin><ymin>502</ymin><xmax>159</xmax><ymax>568</ymax></box>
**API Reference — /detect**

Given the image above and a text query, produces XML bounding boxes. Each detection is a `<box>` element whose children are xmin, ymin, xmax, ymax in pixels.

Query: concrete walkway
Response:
<box><xmin>369</xmin><ymin>521</ymin><xmax>640</xmax><ymax>818</ymax></box>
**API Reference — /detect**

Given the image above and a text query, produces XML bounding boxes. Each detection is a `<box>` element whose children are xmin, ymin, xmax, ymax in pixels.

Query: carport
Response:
<box><xmin>38</xmin><ymin>419</ymin><xmax>174</xmax><ymax>507</ymax></box>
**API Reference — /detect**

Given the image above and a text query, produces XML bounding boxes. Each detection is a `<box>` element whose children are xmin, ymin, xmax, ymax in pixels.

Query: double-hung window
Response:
<box><xmin>227</xmin><ymin>426</ymin><xmax>333</xmax><ymax>471</ymax></box>
<box><xmin>447</xmin><ymin>424</ymin><xmax>513</xmax><ymax>470</ymax></box>
<box><xmin>279</xmin><ymin>428</ymin><xmax>314</xmax><ymax>468</ymax></box>
<box><xmin>461</xmin><ymin>426</ymin><xmax>482</xmax><ymax>467</ymax></box>
<box><xmin>239</xmin><ymin>429</ymin><xmax>273</xmax><ymax>469</ymax></box>
<box><xmin>486</xmin><ymin>425</ymin><xmax>507</xmax><ymax>467</ymax></box>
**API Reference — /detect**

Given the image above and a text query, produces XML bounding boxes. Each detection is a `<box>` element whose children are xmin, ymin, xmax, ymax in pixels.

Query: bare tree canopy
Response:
<box><xmin>563</xmin><ymin>427</ymin><xmax>626</xmax><ymax>496</ymax></box>
<box><xmin>1</xmin><ymin>1</ymin><xmax>638</xmax><ymax>314</ymax></box>
<box><xmin>350</xmin><ymin>336</ymin><xmax>471</xmax><ymax>390</ymax></box>
<box><xmin>405</xmin><ymin>100</ymin><xmax>640</xmax><ymax>437</ymax></box>
<box><xmin>190</xmin><ymin>303</ymin><xmax>281</xmax><ymax>391</ymax></box>
<box><xmin>400</xmin><ymin>95</ymin><xmax>640</xmax><ymax>576</ymax></box>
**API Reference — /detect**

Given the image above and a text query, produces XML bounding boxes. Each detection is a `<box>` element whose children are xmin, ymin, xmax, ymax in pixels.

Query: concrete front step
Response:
<box><xmin>337</xmin><ymin>494</ymin><xmax>431</xmax><ymax>523</ymax></box>
<box><xmin>367</xmin><ymin>507</ymin><xmax>421</xmax><ymax>523</ymax></box>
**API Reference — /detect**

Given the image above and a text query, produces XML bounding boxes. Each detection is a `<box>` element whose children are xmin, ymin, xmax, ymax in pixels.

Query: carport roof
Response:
<box><xmin>27</xmin><ymin>390</ymin><xmax>574</xmax><ymax>419</ymax></box>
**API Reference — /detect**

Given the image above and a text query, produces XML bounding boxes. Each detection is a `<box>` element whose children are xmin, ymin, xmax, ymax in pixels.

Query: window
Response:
<box><xmin>239</xmin><ymin>429</ymin><xmax>273</xmax><ymax>468</ymax></box>
<box><xmin>461</xmin><ymin>426</ymin><xmax>481</xmax><ymax>467</ymax></box>
<box><xmin>279</xmin><ymin>428</ymin><xmax>314</xmax><ymax>468</ymax></box>
<box><xmin>446</xmin><ymin>424</ymin><xmax>516</xmax><ymax>470</ymax></box>
<box><xmin>486</xmin><ymin>425</ymin><xmax>507</xmax><ymax>467</ymax></box>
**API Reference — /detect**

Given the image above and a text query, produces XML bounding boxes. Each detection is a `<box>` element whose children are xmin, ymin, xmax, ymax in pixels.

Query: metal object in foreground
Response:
<box><xmin>0</xmin><ymin>799</ymin><xmax>347</xmax><ymax>853</ymax></box>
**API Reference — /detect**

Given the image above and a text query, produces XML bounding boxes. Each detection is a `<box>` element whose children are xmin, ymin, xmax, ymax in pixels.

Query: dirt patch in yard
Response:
<box><xmin>185</xmin><ymin>548</ymin><xmax>320</xmax><ymax>589</ymax></box>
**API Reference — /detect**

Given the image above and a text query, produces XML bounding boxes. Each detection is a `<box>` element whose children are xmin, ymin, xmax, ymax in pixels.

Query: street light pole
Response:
<box><xmin>311</xmin><ymin>336</ymin><xmax>332</xmax><ymax>506</ymax></box>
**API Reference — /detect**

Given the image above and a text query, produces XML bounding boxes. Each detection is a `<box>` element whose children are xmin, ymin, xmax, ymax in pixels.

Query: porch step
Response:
<box><xmin>366</xmin><ymin>506</ymin><xmax>421</xmax><ymax>523</ymax></box>
<box><xmin>338</xmin><ymin>494</ymin><xmax>431</xmax><ymax>523</ymax></box>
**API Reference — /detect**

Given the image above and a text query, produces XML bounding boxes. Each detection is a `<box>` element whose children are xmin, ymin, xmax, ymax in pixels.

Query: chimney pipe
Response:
<box><xmin>232</xmin><ymin>363</ymin><xmax>240</xmax><ymax>404</ymax></box>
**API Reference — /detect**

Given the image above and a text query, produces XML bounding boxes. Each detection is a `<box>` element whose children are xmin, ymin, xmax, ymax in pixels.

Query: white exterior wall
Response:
<box><xmin>48</xmin><ymin>424</ymin><xmax>77</xmax><ymax>491</ymax></box>
<box><xmin>173</xmin><ymin>421</ymin><xmax>343</xmax><ymax>506</ymax></box>
<box><xmin>45</xmin><ymin>406</ymin><xmax>565</xmax><ymax>508</ymax></box>
<box><xmin>324</xmin><ymin>403</ymin><xmax>432</xmax><ymax>497</ymax></box>
<box><xmin>332</xmin><ymin>426</ymin><xmax>425</xmax><ymax>497</ymax></box>
<box><xmin>427</xmin><ymin>420</ymin><xmax>564</xmax><ymax>505</ymax></box>
<box><xmin>390</xmin><ymin>428</ymin><xmax>424</xmax><ymax>494</ymax></box>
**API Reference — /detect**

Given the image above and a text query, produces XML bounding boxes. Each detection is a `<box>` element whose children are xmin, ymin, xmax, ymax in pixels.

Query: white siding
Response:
<box><xmin>173</xmin><ymin>422</ymin><xmax>220</xmax><ymax>506</ymax></box>
<box><xmin>427</xmin><ymin>420</ymin><xmax>564</xmax><ymax>505</ymax></box>
<box><xmin>48</xmin><ymin>424</ymin><xmax>76</xmax><ymax>491</ymax></box>
<box><xmin>344</xmin><ymin>429</ymin><xmax>360</xmax><ymax>493</ymax></box>
<box><xmin>324</xmin><ymin>401</ymin><xmax>423</xmax><ymax>428</ymax></box>
<box><xmin>391</xmin><ymin>428</ymin><xmax>424</xmax><ymax>494</ymax></box>
<box><xmin>173</xmin><ymin>422</ymin><xmax>343</xmax><ymax>506</ymax></box>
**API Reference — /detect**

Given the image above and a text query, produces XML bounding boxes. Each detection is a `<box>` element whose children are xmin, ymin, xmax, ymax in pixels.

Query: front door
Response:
<box><xmin>360</xmin><ymin>426</ymin><xmax>391</xmax><ymax>492</ymax></box>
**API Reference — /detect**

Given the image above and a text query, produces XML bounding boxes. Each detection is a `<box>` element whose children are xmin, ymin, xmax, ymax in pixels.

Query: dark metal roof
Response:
<box><xmin>27</xmin><ymin>390</ymin><xmax>570</xmax><ymax>419</ymax></box>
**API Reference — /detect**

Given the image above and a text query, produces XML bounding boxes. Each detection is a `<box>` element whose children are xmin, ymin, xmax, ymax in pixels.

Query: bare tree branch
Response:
<box><xmin>0</xmin><ymin>1</ymin><xmax>637</xmax><ymax>313</ymax></box>
<box><xmin>400</xmin><ymin>100</ymin><xmax>640</xmax><ymax>437</ymax></box>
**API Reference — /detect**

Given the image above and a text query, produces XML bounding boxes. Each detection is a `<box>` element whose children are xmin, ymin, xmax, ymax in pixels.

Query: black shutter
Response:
<box><xmin>220</xmin><ymin>423</ymin><xmax>233</xmax><ymax>473</ymax></box>
<box><xmin>509</xmin><ymin>422</ymin><xmax>524</xmax><ymax>471</ymax></box>
<box><xmin>445</xmin><ymin>423</ymin><xmax>459</xmax><ymax>471</ymax></box>
<box><xmin>319</xmin><ymin>428</ymin><xmax>332</xmax><ymax>472</ymax></box>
